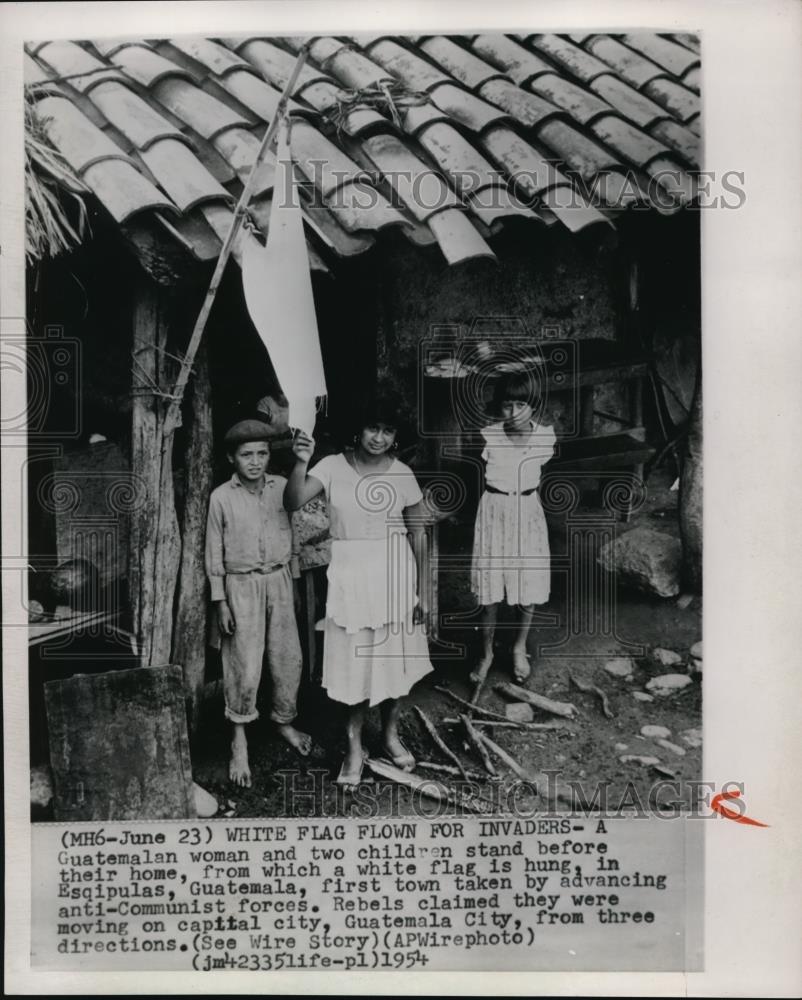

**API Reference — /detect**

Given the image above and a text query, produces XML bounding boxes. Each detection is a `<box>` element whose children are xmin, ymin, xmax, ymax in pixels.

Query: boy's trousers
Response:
<box><xmin>220</xmin><ymin>564</ymin><xmax>302</xmax><ymax>725</ymax></box>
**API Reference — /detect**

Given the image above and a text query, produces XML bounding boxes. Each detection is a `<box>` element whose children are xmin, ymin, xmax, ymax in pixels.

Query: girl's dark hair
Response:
<box><xmin>491</xmin><ymin>370</ymin><xmax>540</xmax><ymax>411</ymax></box>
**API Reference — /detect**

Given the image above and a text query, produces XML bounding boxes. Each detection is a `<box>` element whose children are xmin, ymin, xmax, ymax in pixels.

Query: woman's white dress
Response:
<box><xmin>309</xmin><ymin>453</ymin><xmax>433</xmax><ymax>706</ymax></box>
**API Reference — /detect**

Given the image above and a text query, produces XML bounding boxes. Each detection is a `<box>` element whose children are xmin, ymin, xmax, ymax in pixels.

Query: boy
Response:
<box><xmin>205</xmin><ymin>420</ymin><xmax>311</xmax><ymax>787</ymax></box>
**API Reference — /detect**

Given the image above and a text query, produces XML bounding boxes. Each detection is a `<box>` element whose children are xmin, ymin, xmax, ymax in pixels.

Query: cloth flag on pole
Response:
<box><xmin>241</xmin><ymin>116</ymin><xmax>326</xmax><ymax>435</ymax></box>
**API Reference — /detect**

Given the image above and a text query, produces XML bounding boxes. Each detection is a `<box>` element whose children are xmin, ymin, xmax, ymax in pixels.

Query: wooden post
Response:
<box><xmin>129</xmin><ymin>282</ymin><xmax>181</xmax><ymax>666</ymax></box>
<box><xmin>679</xmin><ymin>372</ymin><xmax>702</xmax><ymax>591</ymax></box>
<box><xmin>172</xmin><ymin>341</ymin><xmax>213</xmax><ymax>729</ymax></box>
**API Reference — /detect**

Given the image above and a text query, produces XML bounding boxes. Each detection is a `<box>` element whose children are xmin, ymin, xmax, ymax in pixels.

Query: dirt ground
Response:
<box><xmin>191</xmin><ymin>471</ymin><xmax>702</xmax><ymax>819</ymax></box>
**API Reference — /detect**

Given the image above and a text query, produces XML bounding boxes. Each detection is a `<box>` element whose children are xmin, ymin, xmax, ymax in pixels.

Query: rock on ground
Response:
<box><xmin>690</xmin><ymin>640</ymin><xmax>703</xmax><ymax>659</ymax></box>
<box><xmin>505</xmin><ymin>702</ymin><xmax>534</xmax><ymax>723</ymax></box>
<box><xmin>641</xmin><ymin>724</ymin><xmax>671</xmax><ymax>739</ymax></box>
<box><xmin>598</xmin><ymin>527</ymin><xmax>682</xmax><ymax>598</ymax></box>
<box><xmin>604</xmin><ymin>657</ymin><xmax>635</xmax><ymax>680</ymax></box>
<box><xmin>645</xmin><ymin>673</ymin><xmax>693</xmax><ymax>696</ymax></box>
<box><xmin>651</xmin><ymin>647</ymin><xmax>683</xmax><ymax>667</ymax></box>
<box><xmin>632</xmin><ymin>691</ymin><xmax>655</xmax><ymax>702</ymax></box>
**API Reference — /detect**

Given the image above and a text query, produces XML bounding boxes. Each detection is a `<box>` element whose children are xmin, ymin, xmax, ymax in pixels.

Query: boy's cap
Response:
<box><xmin>224</xmin><ymin>419</ymin><xmax>272</xmax><ymax>449</ymax></box>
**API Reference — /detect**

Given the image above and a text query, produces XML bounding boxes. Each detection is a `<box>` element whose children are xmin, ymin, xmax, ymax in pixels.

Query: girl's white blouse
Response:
<box><xmin>481</xmin><ymin>421</ymin><xmax>556</xmax><ymax>493</ymax></box>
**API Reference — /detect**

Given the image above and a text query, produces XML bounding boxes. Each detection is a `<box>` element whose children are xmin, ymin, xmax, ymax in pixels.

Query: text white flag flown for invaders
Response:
<box><xmin>241</xmin><ymin>116</ymin><xmax>326</xmax><ymax>435</ymax></box>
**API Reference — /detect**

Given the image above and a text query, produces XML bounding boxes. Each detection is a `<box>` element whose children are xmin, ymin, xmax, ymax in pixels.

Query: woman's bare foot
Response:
<box><xmin>229</xmin><ymin>725</ymin><xmax>251</xmax><ymax>787</ymax></box>
<box><xmin>512</xmin><ymin>648</ymin><xmax>531</xmax><ymax>683</ymax></box>
<box><xmin>277</xmin><ymin>723</ymin><xmax>312</xmax><ymax>756</ymax></box>
<box><xmin>469</xmin><ymin>652</ymin><xmax>493</xmax><ymax>686</ymax></box>
<box><xmin>336</xmin><ymin>745</ymin><xmax>367</xmax><ymax>790</ymax></box>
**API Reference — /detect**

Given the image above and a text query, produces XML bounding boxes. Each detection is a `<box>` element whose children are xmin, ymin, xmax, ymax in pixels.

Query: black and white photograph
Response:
<box><xmin>3</xmin><ymin>0</ymin><xmax>801</xmax><ymax>994</ymax></box>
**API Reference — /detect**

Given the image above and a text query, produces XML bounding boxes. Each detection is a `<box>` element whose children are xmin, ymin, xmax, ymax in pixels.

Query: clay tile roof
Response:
<box><xmin>26</xmin><ymin>30</ymin><xmax>702</xmax><ymax>281</ymax></box>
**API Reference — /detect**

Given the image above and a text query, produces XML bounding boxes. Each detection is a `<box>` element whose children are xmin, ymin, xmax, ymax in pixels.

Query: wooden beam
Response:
<box><xmin>129</xmin><ymin>281</ymin><xmax>181</xmax><ymax>666</ymax></box>
<box><xmin>172</xmin><ymin>341</ymin><xmax>213</xmax><ymax>729</ymax></box>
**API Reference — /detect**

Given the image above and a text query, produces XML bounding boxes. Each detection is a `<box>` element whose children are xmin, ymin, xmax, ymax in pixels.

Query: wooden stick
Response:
<box><xmin>442</xmin><ymin>717</ymin><xmax>568</xmax><ymax>731</ymax></box>
<box><xmin>417</xmin><ymin>761</ymin><xmax>488</xmax><ymax>781</ymax></box>
<box><xmin>460</xmin><ymin>714</ymin><xmax>497</xmax><ymax>776</ymax></box>
<box><xmin>569</xmin><ymin>673</ymin><xmax>614</xmax><ymax>719</ymax></box>
<box><xmin>162</xmin><ymin>45</ymin><xmax>311</xmax><ymax>437</ymax></box>
<box><xmin>366</xmin><ymin>758</ymin><xmax>491</xmax><ymax>813</ymax></box>
<box><xmin>475</xmin><ymin>731</ymin><xmax>534</xmax><ymax>782</ymax></box>
<box><xmin>476</xmin><ymin>733</ymin><xmax>574</xmax><ymax>806</ymax></box>
<box><xmin>434</xmin><ymin>685</ymin><xmax>516</xmax><ymax>724</ymax></box>
<box><xmin>495</xmin><ymin>681</ymin><xmax>578</xmax><ymax>719</ymax></box>
<box><xmin>413</xmin><ymin>706</ymin><xmax>468</xmax><ymax>780</ymax></box>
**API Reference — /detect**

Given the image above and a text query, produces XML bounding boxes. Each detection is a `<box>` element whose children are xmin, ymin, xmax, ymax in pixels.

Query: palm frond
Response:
<box><xmin>25</xmin><ymin>89</ymin><xmax>91</xmax><ymax>264</ymax></box>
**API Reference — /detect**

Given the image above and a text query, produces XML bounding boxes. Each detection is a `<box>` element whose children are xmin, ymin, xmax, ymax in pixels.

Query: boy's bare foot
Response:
<box><xmin>512</xmin><ymin>648</ymin><xmax>531</xmax><ymax>683</ymax></box>
<box><xmin>277</xmin><ymin>723</ymin><xmax>312</xmax><ymax>756</ymax></box>
<box><xmin>469</xmin><ymin>652</ymin><xmax>493</xmax><ymax>686</ymax></box>
<box><xmin>229</xmin><ymin>726</ymin><xmax>251</xmax><ymax>787</ymax></box>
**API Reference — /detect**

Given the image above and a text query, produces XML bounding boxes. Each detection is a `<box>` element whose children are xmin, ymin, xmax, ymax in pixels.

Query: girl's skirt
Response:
<box><xmin>471</xmin><ymin>490</ymin><xmax>551</xmax><ymax>607</ymax></box>
<box><xmin>322</xmin><ymin>537</ymin><xmax>433</xmax><ymax>706</ymax></box>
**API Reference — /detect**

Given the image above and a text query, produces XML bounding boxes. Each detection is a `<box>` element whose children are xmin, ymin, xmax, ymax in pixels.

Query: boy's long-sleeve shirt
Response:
<box><xmin>205</xmin><ymin>474</ymin><xmax>293</xmax><ymax>601</ymax></box>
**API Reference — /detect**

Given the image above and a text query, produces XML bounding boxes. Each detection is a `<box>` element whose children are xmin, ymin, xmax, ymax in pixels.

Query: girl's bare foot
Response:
<box><xmin>469</xmin><ymin>653</ymin><xmax>493</xmax><ymax>686</ymax></box>
<box><xmin>229</xmin><ymin>725</ymin><xmax>251</xmax><ymax>787</ymax></box>
<box><xmin>382</xmin><ymin>733</ymin><xmax>415</xmax><ymax>771</ymax></box>
<box><xmin>512</xmin><ymin>648</ymin><xmax>531</xmax><ymax>683</ymax></box>
<box><xmin>277</xmin><ymin>723</ymin><xmax>312</xmax><ymax>756</ymax></box>
<box><xmin>336</xmin><ymin>746</ymin><xmax>367</xmax><ymax>790</ymax></box>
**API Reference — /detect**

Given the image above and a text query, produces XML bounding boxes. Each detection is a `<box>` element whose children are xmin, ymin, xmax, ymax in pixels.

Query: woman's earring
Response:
<box><xmin>392</xmin><ymin>441</ymin><xmax>399</xmax><ymax>451</ymax></box>
<box><xmin>353</xmin><ymin>435</ymin><xmax>359</xmax><ymax>447</ymax></box>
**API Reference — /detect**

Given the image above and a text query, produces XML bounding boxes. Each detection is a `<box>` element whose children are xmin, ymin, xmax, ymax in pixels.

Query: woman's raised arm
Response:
<box><xmin>283</xmin><ymin>432</ymin><xmax>325</xmax><ymax>510</ymax></box>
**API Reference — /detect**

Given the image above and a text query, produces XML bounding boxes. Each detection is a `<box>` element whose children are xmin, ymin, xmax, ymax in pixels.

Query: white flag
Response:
<box><xmin>241</xmin><ymin>117</ymin><xmax>326</xmax><ymax>435</ymax></box>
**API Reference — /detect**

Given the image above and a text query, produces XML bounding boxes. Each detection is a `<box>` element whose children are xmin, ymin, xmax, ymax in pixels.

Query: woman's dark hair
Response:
<box><xmin>491</xmin><ymin>370</ymin><xmax>541</xmax><ymax>412</ymax></box>
<box><xmin>347</xmin><ymin>391</ymin><xmax>414</xmax><ymax>447</ymax></box>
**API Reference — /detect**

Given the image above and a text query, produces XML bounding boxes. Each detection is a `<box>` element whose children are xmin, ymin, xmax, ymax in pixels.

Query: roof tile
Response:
<box><xmin>36</xmin><ymin>94</ymin><xmax>132</xmax><ymax>173</ymax></box>
<box><xmin>91</xmin><ymin>39</ymin><xmax>149</xmax><ymax>59</ymax></box>
<box><xmin>168</xmin><ymin>37</ymin><xmax>251</xmax><ymax>77</ymax></box>
<box><xmin>139</xmin><ymin>137</ymin><xmax>231</xmax><ymax>211</ymax></box>
<box><xmin>113</xmin><ymin>45</ymin><xmax>192</xmax><ymax>88</ymax></box>
<box><xmin>420</xmin><ymin>36</ymin><xmax>510</xmax><ymax>90</ymax></box>
<box><xmin>682</xmin><ymin>66</ymin><xmax>700</xmax><ymax>92</ymax></box>
<box><xmin>82</xmin><ymin>157</ymin><xmax>177</xmax><ymax>221</ymax></box>
<box><xmin>481</xmin><ymin>125</ymin><xmax>569</xmax><ymax>195</ymax></box>
<box><xmin>24</xmin><ymin>53</ymin><xmax>61</xmax><ymax>95</ymax></box>
<box><xmin>479</xmin><ymin>78</ymin><xmax>564</xmax><ymax>129</ymax></box>
<box><xmin>324</xmin><ymin>46</ymin><xmax>395</xmax><ymax>89</ymax></box>
<box><xmin>322</xmin><ymin>180</ymin><xmax>407</xmax><ymax>234</ymax></box>
<box><xmin>529</xmin><ymin>73</ymin><xmax>611</xmax><ymax>125</ymax></box>
<box><xmin>525</xmin><ymin>33</ymin><xmax>611</xmax><ymax>83</ymax></box>
<box><xmin>583</xmin><ymin>35</ymin><xmax>665</xmax><ymax>89</ymax></box>
<box><xmin>360</xmin><ymin>133</ymin><xmax>461</xmax><ymax>222</ymax></box>
<box><xmin>428</xmin><ymin>82</ymin><xmax>513</xmax><ymax>132</ymax></box>
<box><xmin>36</xmin><ymin>40</ymin><xmax>127</xmax><ymax>92</ymax></box>
<box><xmin>227</xmin><ymin>38</ymin><xmax>332</xmax><ymax>92</ymax></box>
<box><xmin>670</xmin><ymin>33</ymin><xmax>701</xmax><ymax>54</ymax></box>
<box><xmin>650</xmin><ymin>118</ymin><xmax>699</xmax><ymax>163</ymax></box>
<box><xmin>589</xmin><ymin>73</ymin><xmax>669</xmax><ymax>128</ymax></box>
<box><xmin>87</xmin><ymin>80</ymin><xmax>186</xmax><ymax>149</ymax></box>
<box><xmin>471</xmin><ymin>34</ymin><xmax>553</xmax><ymax>86</ymax></box>
<box><xmin>427</xmin><ymin>208</ymin><xmax>496</xmax><ymax>264</ymax></box>
<box><xmin>151</xmin><ymin>77</ymin><xmax>252</xmax><ymax>139</ymax></box>
<box><xmin>290</xmin><ymin>119</ymin><xmax>371</xmax><ymax>198</ymax></box>
<box><xmin>621</xmin><ymin>33</ymin><xmax>700</xmax><ymax>76</ymax></box>
<box><xmin>363</xmin><ymin>38</ymin><xmax>453</xmax><ymax>91</ymax></box>
<box><xmin>642</xmin><ymin>77</ymin><xmax>699</xmax><ymax>123</ymax></box>
<box><xmin>211</xmin><ymin>127</ymin><xmax>275</xmax><ymax>194</ymax></box>
<box><xmin>537</xmin><ymin>119</ymin><xmax>621</xmax><ymax>181</ymax></box>
<box><xmin>590</xmin><ymin>114</ymin><xmax>671</xmax><ymax>169</ymax></box>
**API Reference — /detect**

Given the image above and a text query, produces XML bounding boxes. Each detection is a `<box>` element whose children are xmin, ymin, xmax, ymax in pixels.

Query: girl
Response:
<box><xmin>470</xmin><ymin>370</ymin><xmax>556</xmax><ymax>685</ymax></box>
<box><xmin>284</xmin><ymin>400</ymin><xmax>433</xmax><ymax>789</ymax></box>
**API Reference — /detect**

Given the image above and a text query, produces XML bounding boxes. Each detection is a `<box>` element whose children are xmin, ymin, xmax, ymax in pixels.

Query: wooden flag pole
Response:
<box><xmin>162</xmin><ymin>43</ymin><xmax>310</xmax><ymax>438</ymax></box>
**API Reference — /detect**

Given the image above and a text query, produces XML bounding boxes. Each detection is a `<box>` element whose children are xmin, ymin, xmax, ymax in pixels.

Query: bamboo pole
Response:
<box><xmin>162</xmin><ymin>44</ymin><xmax>311</xmax><ymax>438</ymax></box>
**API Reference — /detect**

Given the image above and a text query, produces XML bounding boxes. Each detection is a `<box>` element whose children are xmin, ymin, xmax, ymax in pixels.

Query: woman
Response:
<box><xmin>284</xmin><ymin>401</ymin><xmax>433</xmax><ymax>789</ymax></box>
